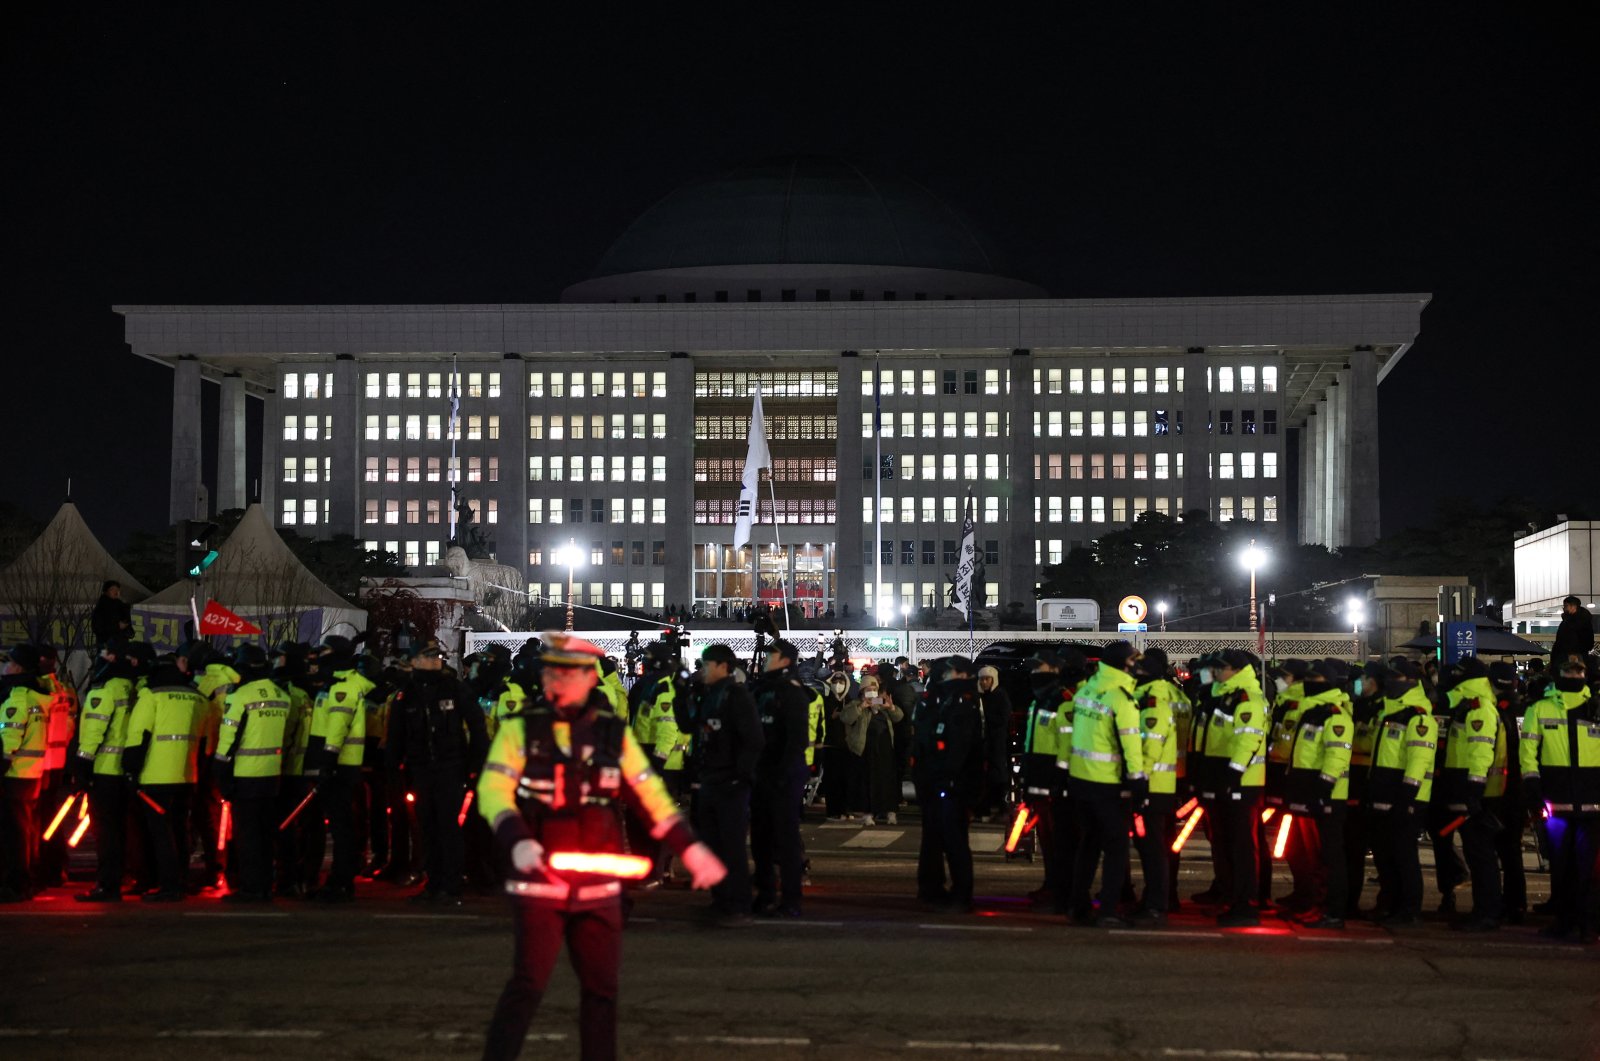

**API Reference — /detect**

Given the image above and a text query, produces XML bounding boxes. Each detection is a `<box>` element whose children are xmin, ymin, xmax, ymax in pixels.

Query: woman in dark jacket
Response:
<box><xmin>842</xmin><ymin>673</ymin><xmax>904</xmax><ymax>825</ymax></box>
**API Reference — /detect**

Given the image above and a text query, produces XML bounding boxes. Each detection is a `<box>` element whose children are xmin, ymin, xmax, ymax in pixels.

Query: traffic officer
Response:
<box><xmin>121</xmin><ymin>651</ymin><xmax>208</xmax><ymax>901</ymax></box>
<box><xmin>476</xmin><ymin>632</ymin><xmax>725</xmax><ymax>1060</ymax></box>
<box><xmin>387</xmin><ymin>641</ymin><xmax>488</xmax><ymax>904</ymax></box>
<box><xmin>675</xmin><ymin>643</ymin><xmax>763</xmax><ymax>923</ymax></box>
<box><xmin>0</xmin><ymin>644</ymin><xmax>51</xmax><ymax>902</ymax></box>
<box><xmin>1438</xmin><ymin>656</ymin><xmax>1505</xmax><ymax>930</ymax></box>
<box><xmin>1018</xmin><ymin>649</ymin><xmax>1075</xmax><ymax>907</ymax></box>
<box><xmin>73</xmin><ymin>641</ymin><xmax>140</xmax><ymax>901</ymax></box>
<box><xmin>213</xmin><ymin>644</ymin><xmax>291</xmax><ymax>902</ymax></box>
<box><xmin>634</xmin><ymin>641</ymin><xmax>691</xmax><ymax>800</ymax></box>
<box><xmin>303</xmin><ymin>636</ymin><xmax>376</xmax><ymax>902</ymax></box>
<box><xmin>1365</xmin><ymin>659</ymin><xmax>1436</xmax><ymax>926</ymax></box>
<box><xmin>1488</xmin><ymin>661</ymin><xmax>1528</xmax><ymax>921</ymax></box>
<box><xmin>912</xmin><ymin>656</ymin><xmax>985</xmax><ymax>912</ymax></box>
<box><xmin>1285</xmin><ymin>659</ymin><xmax>1355</xmax><ymax>928</ymax></box>
<box><xmin>1519</xmin><ymin>655</ymin><xmax>1598</xmax><ymax>942</ymax></box>
<box><xmin>1066</xmin><ymin>641</ymin><xmax>1146</xmax><ymax>927</ymax></box>
<box><xmin>35</xmin><ymin>645</ymin><xmax>78</xmax><ymax>890</ymax></box>
<box><xmin>494</xmin><ymin>647</ymin><xmax>541</xmax><ymax>728</ymax></box>
<box><xmin>192</xmin><ymin>641</ymin><xmax>238</xmax><ymax>888</ymax></box>
<box><xmin>1208</xmin><ymin>648</ymin><xmax>1270</xmax><ymax>927</ymax></box>
<box><xmin>749</xmin><ymin>638</ymin><xmax>812</xmax><ymax>917</ymax></box>
<box><xmin>1265</xmin><ymin>659</ymin><xmax>1314</xmax><ymax>911</ymax></box>
<box><xmin>1132</xmin><ymin>648</ymin><xmax>1183</xmax><ymax>924</ymax></box>
<box><xmin>1342</xmin><ymin>661</ymin><xmax>1385</xmax><ymax>913</ymax></box>
<box><xmin>1185</xmin><ymin>652</ymin><xmax>1230</xmax><ymax>905</ymax></box>
<box><xmin>272</xmin><ymin>642</ymin><xmax>319</xmax><ymax>896</ymax></box>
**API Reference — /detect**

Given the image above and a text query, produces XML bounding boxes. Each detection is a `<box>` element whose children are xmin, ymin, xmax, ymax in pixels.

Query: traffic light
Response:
<box><xmin>176</xmin><ymin>520</ymin><xmax>220</xmax><ymax>579</ymax></box>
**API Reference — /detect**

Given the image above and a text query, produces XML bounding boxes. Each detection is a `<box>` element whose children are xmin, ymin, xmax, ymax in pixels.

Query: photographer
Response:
<box><xmin>842</xmin><ymin>673</ymin><xmax>903</xmax><ymax>825</ymax></box>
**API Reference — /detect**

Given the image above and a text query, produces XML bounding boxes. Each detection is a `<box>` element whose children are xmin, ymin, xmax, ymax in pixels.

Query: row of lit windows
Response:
<box><xmin>694</xmin><ymin>498</ymin><xmax>837</xmax><ymax>524</ymax></box>
<box><xmin>1029</xmin><ymin>494</ymin><xmax>1279</xmax><ymax>524</ymax></box>
<box><xmin>528</xmin><ymin>498</ymin><xmax>666</xmax><ymax>524</ymax></box>
<box><xmin>530</xmin><ymin>455</ymin><xmax>667</xmax><ymax>482</ymax></box>
<box><xmin>527</xmin><ymin>540</ymin><xmax>667</xmax><ymax>567</ymax></box>
<box><xmin>1031</xmin><ymin>451</ymin><xmax>1279</xmax><ymax>480</ymax></box>
<box><xmin>353</xmin><ymin>414</ymin><xmax>498</xmax><ymax>441</ymax></box>
<box><xmin>282</xmin><ymin>416</ymin><xmax>332</xmax><ymax>441</ymax></box>
<box><xmin>696</xmin><ymin>458</ymin><xmax>837</xmax><ymax>483</ymax></box>
<box><xmin>865</xmin><ymin>453</ymin><xmax>1005</xmax><ymax>481</ymax></box>
<box><xmin>865</xmin><ymin>583</ymin><xmax>999</xmax><ymax>610</ymax></box>
<box><xmin>862</xmin><ymin>369</ymin><xmax>1006</xmax><ymax>397</ymax></box>
<box><xmin>529</xmin><ymin>371</ymin><xmax>667</xmax><ymax>399</ymax></box>
<box><xmin>358</xmin><ymin>456</ymin><xmax>501</xmax><ymax>483</ymax></box>
<box><xmin>694</xmin><ymin>371</ymin><xmax>838</xmax><ymax>398</ymax></box>
<box><xmin>694</xmin><ymin>415</ymin><xmax>838</xmax><ymax>441</ymax></box>
<box><xmin>363</xmin><ymin>372</ymin><xmax>501</xmax><ymax>400</ymax></box>
<box><xmin>863</xmin><ymin>410</ymin><xmax>1007</xmax><ymax>439</ymax></box>
<box><xmin>363</xmin><ymin>541</ymin><xmax>445</xmax><ymax>567</ymax></box>
<box><xmin>528</xmin><ymin>414</ymin><xmax>668</xmax><ymax>440</ymax></box>
<box><xmin>862</xmin><ymin>539</ymin><xmax>1001</xmax><ymax>567</ymax></box>
<box><xmin>364</xmin><ymin>498</ymin><xmax>497</xmax><ymax>525</ymax></box>
<box><xmin>864</xmin><ymin>496</ymin><xmax>1004</xmax><ymax>524</ymax></box>
<box><xmin>281</xmin><ymin>373</ymin><xmax>334</xmax><ymax>399</ymax></box>
<box><xmin>526</xmin><ymin>581</ymin><xmax>665</xmax><ymax>611</ymax></box>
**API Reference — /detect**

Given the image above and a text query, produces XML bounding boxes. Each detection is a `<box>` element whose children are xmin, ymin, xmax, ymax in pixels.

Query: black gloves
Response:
<box><xmin>1522</xmin><ymin>778</ymin><xmax>1544</xmax><ymax>818</ymax></box>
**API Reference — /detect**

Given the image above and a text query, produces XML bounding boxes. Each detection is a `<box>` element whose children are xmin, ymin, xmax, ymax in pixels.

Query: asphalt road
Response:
<box><xmin>3</xmin><ymin>820</ymin><xmax>1596</xmax><ymax>1061</ymax></box>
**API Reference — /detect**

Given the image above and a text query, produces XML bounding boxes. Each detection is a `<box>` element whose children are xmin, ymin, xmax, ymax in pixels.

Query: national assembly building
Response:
<box><xmin>117</xmin><ymin>157</ymin><xmax>1429</xmax><ymax>622</ymax></box>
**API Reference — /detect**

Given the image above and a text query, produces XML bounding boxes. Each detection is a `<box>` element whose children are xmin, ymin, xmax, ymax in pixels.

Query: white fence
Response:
<box><xmin>465</xmin><ymin>628</ymin><xmax>1370</xmax><ymax>664</ymax></box>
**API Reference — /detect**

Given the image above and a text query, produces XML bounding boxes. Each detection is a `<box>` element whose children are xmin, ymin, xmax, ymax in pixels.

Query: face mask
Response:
<box><xmin>1556</xmin><ymin>677</ymin><xmax>1587</xmax><ymax>693</ymax></box>
<box><xmin>1198</xmin><ymin>669</ymin><xmax>1213</xmax><ymax>685</ymax></box>
<box><xmin>1274</xmin><ymin>677</ymin><xmax>1289</xmax><ymax>695</ymax></box>
<box><xmin>1351</xmin><ymin>678</ymin><xmax>1364</xmax><ymax>698</ymax></box>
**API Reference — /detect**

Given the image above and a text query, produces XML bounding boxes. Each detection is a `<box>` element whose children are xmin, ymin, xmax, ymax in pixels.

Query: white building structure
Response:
<box><xmin>1512</xmin><ymin>520</ymin><xmax>1599</xmax><ymax>633</ymax></box>
<box><xmin>116</xmin><ymin>158</ymin><xmax>1428</xmax><ymax>621</ymax></box>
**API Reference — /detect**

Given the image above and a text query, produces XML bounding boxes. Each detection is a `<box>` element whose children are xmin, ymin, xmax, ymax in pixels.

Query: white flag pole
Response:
<box><xmin>873</xmin><ymin>356</ymin><xmax>883</xmax><ymax>625</ymax></box>
<box><xmin>766</xmin><ymin>472</ymin><xmax>789</xmax><ymax>631</ymax></box>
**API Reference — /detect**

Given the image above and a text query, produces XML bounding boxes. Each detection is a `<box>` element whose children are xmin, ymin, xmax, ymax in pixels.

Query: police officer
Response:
<box><xmin>122</xmin><ymin>651</ymin><xmax>207</xmax><ymax>901</ymax></box>
<box><xmin>1208</xmin><ymin>648</ymin><xmax>1270</xmax><ymax>927</ymax></box>
<box><xmin>749</xmin><ymin>638</ymin><xmax>811</xmax><ymax>917</ymax></box>
<box><xmin>913</xmin><ymin>656</ymin><xmax>985</xmax><ymax>912</ymax></box>
<box><xmin>1067</xmin><ymin>641</ymin><xmax>1146</xmax><ymax>927</ymax></box>
<box><xmin>1364</xmin><ymin>659</ymin><xmax>1436</xmax><ymax>926</ymax></box>
<box><xmin>634</xmin><ymin>641</ymin><xmax>691</xmax><ymax>800</ymax></box>
<box><xmin>304</xmin><ymin>636</ymin><xmax>376</xmax><ymax>902</ymax></box>
<box><xmin>1285</xmin><ymin>659</ymin><xmax>1355</xmax><ymax>928</ymax></box>
<box><xmin>675</xmin><ymin>643</ymin><xmax>763</xmax><ymax>923</ymax></box>
<box><xmin>1519</xmin><ymin>655</ymin><xmax>1597</xmax><ymax>942</ymax></box>
<box><xmin>1132</xmin><ymin>648</ymin><xmax>1184</xmax><ymax>924</ymax></box>
<box><xmin>1264</xmin><ymin>659</ymin><xmax>1313</xmax><ymax>911</ymax></box>
<box><xmin>476</xmin><ymin>633</ymin><xmax>725</xmax><ymax>1060</ymax></box>
<box><xmin>73</xmin><ymin>641</ymin><xmax>140</xmax><ymax>902</ymax></box>
<box><xmin>1017</xmin><ymin>649</ymin><xmax>1076</xmax><ymax>908</ymax></box>
<box><xmin>1488</xmin><ymin>661</ymin><xmax>1528</xmax><ymax>921</ymax></box>
<box><xmin>214</xmin><ymin>645</ymin><xmax>291</xmax><ymax>902</ymax></box>
<box><xmin>272</xmin><ymin>642</ymin><xmax>319</xmax><ymax>897</ymax></box>
<box><xmin>1438</xmin><ymin>656</ymin><xmax>1505</xmax><ymax>930</ymax></box>
<box><xmin>35</xmin><ymin>644</ymin><xmax>77</xmax><ymax>890</ymax></box>
<box><xmin>388</xmin><ymin>642</ymin><xmax>488</xmax><ymax>904</ymax></box>
<box><xmin>191</xmin><ymin>641</ymin><xmax>237</xmax><ymax>889</ymax></box>
<box><xmin>0</xmin><ymin>644</ymin><xmax>51</xmax><ymax>902</ymax></box>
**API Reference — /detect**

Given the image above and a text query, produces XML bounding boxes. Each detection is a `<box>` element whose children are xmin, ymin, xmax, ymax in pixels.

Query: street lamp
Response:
<box><xmin>555</xmin><ymin>538</ymin><xmax>584</xmax><ymax>631</ymax></box>
<box><xmin>902</xmin><ymin>603</ymin><xmax>911</xmax><ymax>632</ymax></box>
<box><xmin>1240</xmin><ymin>540</ymin><xmax>1267</xmax><ymax>634</ymax></box>
<box><xmin>1347</xmin><ymin>597</ymin><xmax>1364</xmax><ymax>661</ymax></box>
<box><xmin>1156</xmin><ymin>600</ymin><xmax>1168</xmax><ymax>633</ymax></box>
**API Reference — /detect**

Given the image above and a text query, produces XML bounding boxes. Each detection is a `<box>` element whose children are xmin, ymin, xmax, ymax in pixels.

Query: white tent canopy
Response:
<box><xmin>137</xmin><ymin>503</ymin><xmax>364</xmax><ymax>651</ymax></box>
<box><xmin>0</xmin><ymin>500</ymin><xmax>151</xmax><ymax>608</ymax></box>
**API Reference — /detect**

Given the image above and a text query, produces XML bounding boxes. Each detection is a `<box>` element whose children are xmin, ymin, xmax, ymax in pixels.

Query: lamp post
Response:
<box><xmin>902</xmin><ymin>603</ymin><xmax>911</xmax><ymax>633</ymax></box>
<box><xmin>1347</xmin><ymin>597</ymin><xmax>1364</xmax><ymax>661</ymax></box>
<box><xmin>1156</xmin><ymin>600</ymin><xmax>1168</xmax><ymax>633</ymax></box>
<box><xmin>555</xmin><ymin>538</ymin><xmax>584</xmax><ymax>631</ymax></box>
<box><xmin>1241</xmin><ymin>540</ymin><xmax>1267</xmax><ymax>634</ymax></box>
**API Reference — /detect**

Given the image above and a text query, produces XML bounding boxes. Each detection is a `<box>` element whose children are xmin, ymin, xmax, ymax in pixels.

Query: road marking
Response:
<box><xmin>1160</xmin><ymin>1050</ymin><xmax>1348</xmax><ymax>1060</ymax></box>
<box><xmin>157</xmin><ymin>1030</ymin><xmax>325</xmax><ymax>1039</ymax></box>
<box><xmin>918</xmin><ymin>923</ymin><xmax>1034</xmax><ymax>933</ymax></box>
<box><xmin>818</xmin><ymin>822</ymin><xmax>863</xmax><ymax>829</ymax></box>
<box><xmin>422</xmin><ymin>1031</ymin><xmax>566</xmax><ymax>1042</ymax></box>
<box><xmin>1294</xmin><ymin>936</ymin><xmax>1393</xmax><ymax>945</ymax></box>
<box><xmin>0</xmin><ymin>1029</ymin><xmax>70</xmax><ymax>1037</ymax></box>
<box><xmin>752</xmin><ymin>919</ymin><xmax>846</xmax><ymax>927</ymax></box>
<box><xmin>1110</xmin><ymin>930</ymin><xmax>1222</xmax><ymax>939</ymax></box>
<box><xmin>842</xmin><ymin>829</ymin><xmax>905</xmax><ymax>848</ymax></box>
<box><xmin>372</xmin><ymin>913</ymin><xmax>481</xmax><ymax>921</ymax></box>
<box><xmin>182</xmin><ymin>911</ymin><xmax>290</xmax><ymax>919</ymax></box>
<box><xmin>673</xmin><ymin>1035</ymin><xmax>811</xmax><ymax>1046</ymax></box>
<box><xmin>907</xmin><ymin>1041</ymin><xmax>1062</xmax><ymax>1052</ymax></box>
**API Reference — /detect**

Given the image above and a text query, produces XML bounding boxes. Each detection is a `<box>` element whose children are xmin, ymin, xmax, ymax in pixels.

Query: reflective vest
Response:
<box><xmin>215</xmin><ymin>678</ymin><xmax>292</xmax><ymax>780</ymax></box>
<box><xmin>1368</xmin><ymin>684</ymin><xmax>1437</xmax><ymax>807</ymax></box>
<box><xmin>41</xmin><ymin>673</ymin><xmax>77</xmax><ymax>771</ymax></box>
<box><xmin>495</xmin><ymin>680</ymin><xmax>533</xmax><ymax>726</ymax></box>
<box><xmin>197</xmin><ymin>663</ymin><xmax>239</xmax><ymax>758</ymax></box>
<box><xmin>805</xmin><ymin>687</ymin><xmax>825</xmax><ymax>768</ymax></box>
<box><xmin>597</xmin><ymin>666</ymin><xmax>629</xmax><ymax>723</ymax></box>
<box><xmin>1265</xmin><ymin>681</ymin><xmax>1306</xmax><ymax>801</ymax></box>
<box><xmin>1213</xmin><ymin>665</ymin><xmax>1269</xmax><ymax>789</ymax></box>
<box><xmin>310</xmin><ymin>669</ymin><xmax>375</xmax><ymax>771</ymax></box>
<box><xmin>1020</xmin><ymin>684</ymin><xmax>1070</xmax><ymax>798</ymax></box>
<box><xmin>476</xmin><ymin>695</ymin><xmax>683</xmax><ymax>908</ymax></box>
<box><xmin>1134</xmin><ymin>677</ymin><xmax>1181</xmax><ymax>794</ymax></box>
<box><xmin>1440</xmin><ymin>677</ymin><xmax>1504</xmax><ymax>808</ymax></box>
<box><xmin>362</xmin><ymin>690</ymin><xmax>389</xmax><ymax>766</ymax></box>
<box><xmin>1066</xmin><ymin>662</ymin><xmax>1145</xmax><ymax>786</ymax></box>
<box><xmin>1286</xmin><ymin>688</ymin><xmax>1353</xmax><ymax>809</ymax></box>
<box><xmin>78</xmin><ymin>676</ymin><xmax>136</xmax><ymax>777</ymax></box>
<box><xmin>1519</xmin><ymin>684</ymin><xmax>1600</xmax><ymax>815</ymax></box>
<box><xmin>127</xmin><ymin>683</ymin><xmax>207</xmax><ymax>785</ymax></box>
<box><xmin>636</xmin><ymin>675</ymin><xmax>690</xmax><ymax>772</ymax></box>
<box><xmin>0</xmin><ymin>680</ymin><xmax>50</xmax><ymax>781</ymax></box>
<box><xmin>282</xmin><ymin>683</ymin><xmax>312</xmax><ymax>776</ymax></box>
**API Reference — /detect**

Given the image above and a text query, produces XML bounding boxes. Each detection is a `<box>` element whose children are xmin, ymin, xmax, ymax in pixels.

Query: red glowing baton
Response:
<box><xmin>1272</xmin><ymin>813</ymin><xmax>1293</xmax><ymax>859</ymax></box>
<box><xmin>1170</xmin><ymin>806</ymin><xmax>1205</xmax><ymax>853</ymax></box>
<box><xmin>67</xmin><ymin>813</ymin><xmax>93</xmax><ymax>848</ymax></box>
<box><xmin>1133</xmin><ymin>814</ymin><xmax>1146</xmax><ymax>838</ymax></box>
<box><xmin>457</xmin><ymin>790</ymin><xmax>475</xmax><ymax>827</ymax></box>
<box><xmin>135</xmin><ymin>789</ymin><xmax>166</xmax><ymax>816</ymax></box>
<box><xmin>1176</xmin><ymin>797</ymin><xmax>1199</xmax><ymax>819</ymax></box>
<box><xmin>1004</xmin><ymin>802</ymin><xmax>1032</xmax><ymax>854</ymax></box>
<box><xmin>1260</xmin><ymin>807</ymin><xmax>1275</xmax><ymax>823</ymax></box>
<box><xmin>547</xmin><ymin>852</ymin><xmax>653</xmax><ymax>879</ymax></box>
<box><xmin>43</xmin><ymin>794</ymin><xmax>78</xmax><ymax>841</ymax></box>
<box><xmin>1438</xmin><ymin>815</ymin><xmax>1468</xmax><ymax>837</ymax></box>
<box><xmin>278</xmin><ymin>787</ymin><xmax>318</xmax><ymax>831</ymax></box>
<box><xmin>218</xmin><ymin>800</ymin><xmax>232</xmax><ymax>853</ymax></box>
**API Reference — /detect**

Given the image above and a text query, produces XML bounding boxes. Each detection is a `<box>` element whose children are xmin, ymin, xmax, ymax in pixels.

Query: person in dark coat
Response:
<box><xmin>90</xmin><ymin>581</ymin><xmax>132</xmax><ymax>648</ymax></box>
<box><xmin>1552</xmin><ymin>596</ymin><xmax>1596</xmax><ymax>667</ymax></box>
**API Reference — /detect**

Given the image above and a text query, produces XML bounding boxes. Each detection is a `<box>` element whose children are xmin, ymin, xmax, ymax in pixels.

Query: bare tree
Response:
<box><xmin>0</xmin><ymin>514</ymin><xmax>97</xmax><ymax>656</ymax></box>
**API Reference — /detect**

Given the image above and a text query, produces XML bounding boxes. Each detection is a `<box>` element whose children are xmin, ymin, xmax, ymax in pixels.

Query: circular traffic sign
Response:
<box><xmin>1118</xmin><ymin>595</ymin><xmax>1148</xmax><ymax>625</ymax></box>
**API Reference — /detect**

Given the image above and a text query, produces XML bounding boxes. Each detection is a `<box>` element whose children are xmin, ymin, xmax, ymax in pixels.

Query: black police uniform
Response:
<box><xmin>387</xmin><ymin>668</ymin><xmax>489</xmax><ymax>898</ymax></box>
<box><xmin>749</xmin><ymin>665</ymin><xmax>811</xmax><ymax>914</ymax></box>
<box><xmin>912</xmin><ymin>675</ymin><xmax>985</xmax><ymax>909</ymax></box>
<box><xmin>675</xmin><ymin>673</ymin><xmax>763</xmax><ymax>917</ymax></box>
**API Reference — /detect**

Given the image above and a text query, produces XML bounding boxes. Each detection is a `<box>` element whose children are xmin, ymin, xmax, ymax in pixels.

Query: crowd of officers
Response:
<box><xmin>3</xmin><ymin>629</ymin><xmax>1599</xmax><ymax>947</ymax></box>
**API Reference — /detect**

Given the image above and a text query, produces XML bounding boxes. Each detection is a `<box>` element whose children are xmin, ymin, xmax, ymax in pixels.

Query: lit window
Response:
<box><xmin>1069</xmin><ymin>369</ymin><xmax>1084</xmax><ymax>395</ymax></box>
<box><xmin>1219</xmin><ymin>496</ymin><xmax>1235</xmax><ymax>522</ymax></box>
<box><xmin>651</xmin><ymin>499</ymin><xmax>665</xmax><ymax>523</ymax></box>
<box><xmin>384</xmin><ymin>499</ymin><xmax>399</xmax><ymax>525</ymax></box>
<box><xmin>1112</xmin><ymin>367</ymin><xmax>1126</xmax><ymax>394</ymax></box>
<box><xmin>1091</xmin><ymin>496</ymin><xmax>1106</xmax><ymax>523</ymax></box>
<box><xmin>529</xmin><ymin>372</ymin><xmax>544</xmax><ymax>397</ymax></box>
<box><xmin>1090</xmin><ymin>411</ymin><xmax>1105</xmax><ymax>437</ymax></box>
<box><xmin>1241</xmin><ymin>452</ymin><xmax>1256</xmax><ymax>479</ymax></box>
<box><xmin>362</xmin><ymin>499</ymin><xmax>377</xmax><ymax>525</ymax></box>
<box><xmin>364</xmin><ymin>373</ymin><xmax>379</xmax><ymax>399</ymax></box>
<box><xmin>283</xmin><ymin>500</ymin><xmax>299</xmax><ymax>525</ymax></box>
<box><xmin>1069</xmin><ymin>411</ymin><xmax>1084</xmax><ymax>437</ymax></box>
<box><xmin>1133</xmin><ymin>367</ymin><xmax>1148</xmax><ymax>393</ymax></box>
<box><xmin>1090</xmin><ymin>369</ymin><xmax>1105</xmax><ymax>394</ymax></box>
<box><xmin>1262</xmin><ymin>366</ymin><xmax>1278</xmax><ymax>393</ymax></box>
<box><xmin>1263</xmin><ymin>452</ymin><xmax>1278</xmax><ymax>478</ymax></box>
<box><xmin>1112</xmin><ymin>411</ymin><xmax>1127</xmax><ymax>437</ymax></box>
<box><xmin>283</xmin><ymin>416</ymin><xmax>298</xmax><ymax>442</ymax></box>
<box><xmin>1264</xmin><ymin>495</ymin><xmax>1279</xmax><ymax>522</ymax></box>
<box><xmin>1218</xmin><ymin>453</ymin><xmax>1235</xmax><ymax>479</ymax></box>
<box><xmin>282</xmin><ymin>374</ymin><xmax>299</xmax><ymax>399</ymax></box>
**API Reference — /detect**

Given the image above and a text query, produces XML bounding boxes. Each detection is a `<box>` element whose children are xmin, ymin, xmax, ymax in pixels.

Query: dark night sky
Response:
<box><xmin>7</xmin><ymin>10</ymin><xmax>1594</xmax><ymax>550</ymax></box>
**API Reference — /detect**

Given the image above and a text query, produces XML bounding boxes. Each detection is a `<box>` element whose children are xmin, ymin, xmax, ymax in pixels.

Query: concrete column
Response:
<box><xmin>1304</xmin><ymin>410</ymin><xmax>1322</xmax><ymax>545</ymax></box>
<box><xmin>1346</xmin><ymin>349</ymin><xmax>1380</xmax><ymax>546</ymax></box>
<box><xmin>170</xmin><ymin>357</ymin><xmax>204</xmax><ymax>523</ymax></box>
<box><xmin>260</xmin><ymin>387</ymin><xmax>278</xmax><ymax>521</ymax></box>
<box><xmin>664</xmin><ymin>356</ymin><xmax>696</xmax><ymax>611</ymax></box>
<box><xmin>329</xmin><ymin>356</ymin><xmax>360</xmax><ymax>537</ymax></box>
<box><xmin>496</xmin><ymin>356</ymin><xmax>528</xmax><ymax>574</ymax></box>
<box><xmin>834</xmin><ymin>353</ymin><xmax>865</xmax><ymax>622</ymax></box>
<box><xmin>1181</xmin><ymin>349</ymin><xmax>1212</xmax><ymax>519</ymax></box>
<box><xmin>1293</xmin><ymin>426</ymin><xmax>1308</xmax><ymax>544</ymax></box>
<box><xmin>1320</xmin><ymin>393</ymin><xmax>1337</xmax><ymax>547</ymax></box>
<box><xmin>217</xmin><ymin>374</ymin><xmax>247</xmax><ymax>512</ymax></box>
<box><xmin>1003</xmin><ymin>350</ymin><xmax>1036</xmax><ymax>614</ymax></box>
<box><xmin>1330</xmin><ymin>370</ymin><xmax>1350</xmax><ymax>547</ymax></box>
